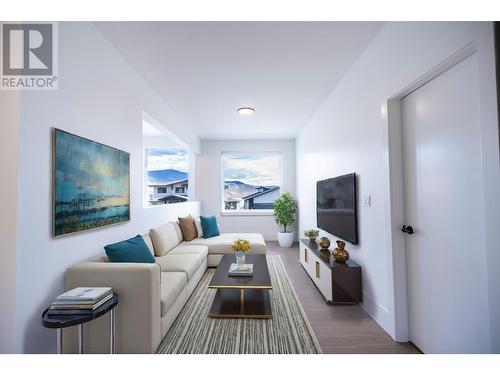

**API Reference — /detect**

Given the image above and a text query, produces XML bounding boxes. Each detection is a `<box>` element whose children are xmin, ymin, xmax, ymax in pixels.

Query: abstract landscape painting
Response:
<box><xmin>53</xmin><ymin>129</ymin><xmax>130</xmax><ymax>236</ymax></box>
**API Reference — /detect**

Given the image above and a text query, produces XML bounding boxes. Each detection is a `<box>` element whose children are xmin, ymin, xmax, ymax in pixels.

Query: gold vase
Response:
<box><xmin>333</xmin><ymin>240</ymin><xmax>350</xmax><ymax>262</ymax></box>
<box><xmin>319</xmin><ymin>237</ymin><xmax>331</xmax><ymax>250</ymax></box>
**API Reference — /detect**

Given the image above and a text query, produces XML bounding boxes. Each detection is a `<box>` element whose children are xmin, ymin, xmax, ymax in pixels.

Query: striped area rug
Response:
<box><xmin>157</xmin><ymin>255</ymin><xmax>322</xmax><ymax>354</ymax></box>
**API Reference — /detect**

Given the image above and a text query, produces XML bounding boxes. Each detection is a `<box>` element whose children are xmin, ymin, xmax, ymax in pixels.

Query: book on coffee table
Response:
<box><xmin>228</xmin><ymin>263</ymin><xmax>254</xmax><ymax>276</ymax></box>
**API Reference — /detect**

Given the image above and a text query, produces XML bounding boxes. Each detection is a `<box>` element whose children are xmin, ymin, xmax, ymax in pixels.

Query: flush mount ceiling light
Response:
<box><xmin>237</xmin><ymin>107</ymin><xmax>255</xmax><ymax>115</ymax></box>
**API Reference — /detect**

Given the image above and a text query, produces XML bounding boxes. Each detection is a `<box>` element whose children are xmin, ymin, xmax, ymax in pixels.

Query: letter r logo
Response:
<box><xmin>2</xmin><ymin>23</ymin><xmax>53</xmax><ymax>75</ymax></box>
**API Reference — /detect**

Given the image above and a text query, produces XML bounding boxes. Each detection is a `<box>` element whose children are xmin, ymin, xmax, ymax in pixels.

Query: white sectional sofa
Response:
<box><xmin>63</xmin><ymin>221</ymin><xmax>266</xmax><ymax>354</ymax></box>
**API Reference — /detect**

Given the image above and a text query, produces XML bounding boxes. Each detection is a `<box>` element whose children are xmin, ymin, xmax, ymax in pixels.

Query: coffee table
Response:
<box><xmin>208</xmin><ymin>254</ymin><xmax>272</xmax><ymax>319</ymax></box>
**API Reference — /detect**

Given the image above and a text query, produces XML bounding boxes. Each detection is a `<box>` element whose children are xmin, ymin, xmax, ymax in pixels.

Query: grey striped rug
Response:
<box><xmin>157</xmin><ymin>255</ymin><xmax>322</xmax><ymax>354</ymax></box>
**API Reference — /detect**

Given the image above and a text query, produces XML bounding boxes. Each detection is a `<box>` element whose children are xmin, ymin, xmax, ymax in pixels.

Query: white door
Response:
<box><xmin>402</xmin><ymin>53</ymin><xmax>490</xmax><ymax>353</ymax></box>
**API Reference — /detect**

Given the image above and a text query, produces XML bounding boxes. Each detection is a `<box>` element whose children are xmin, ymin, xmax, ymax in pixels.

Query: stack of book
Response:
<box><xmin>228</xmin><ymin>263</ymin><xmax>253</xmax><ymax>276</ymax></box>
<box><xmin>47</xmin><ymin>287</ymin><xmax>113</xmax><ymax>317</ymax></box>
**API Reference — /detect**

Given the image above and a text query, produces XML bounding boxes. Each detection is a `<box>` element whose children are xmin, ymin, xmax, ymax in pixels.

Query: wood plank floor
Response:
<box><xmin>266</xmin><ymin>241</ymin><xmax>420</xmax><ymax>354</ymax></box>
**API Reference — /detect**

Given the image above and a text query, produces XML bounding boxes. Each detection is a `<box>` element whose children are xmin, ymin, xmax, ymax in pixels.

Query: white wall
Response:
<box><xmin>197</xmin><ymin>140</ymin><xmax>296</xmax><ymax>240</ymax></box>
<box><xmin>296</xmin><ymin>22</ymin><xmax>500</xmax><ymax>351</ymax></box>
<box><xmin>0</xmin><ymin>90</ymin><xmax>20</xmax><ymax>353</ymax></box>
<box><xmin>12</xmin><ymin>22</ymin><xmax>201</xmax><ymax>353</ymax></box>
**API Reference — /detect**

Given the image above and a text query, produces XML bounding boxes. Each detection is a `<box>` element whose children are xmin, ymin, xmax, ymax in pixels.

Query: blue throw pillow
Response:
<box><xmin>200</xmin><ymin>215</ymin><xmax>220</xmax><ymax>239</ymax></box>
<box><xmin>104</xmin><ymin>235</ymin><xmax>156</xmax><ymax>263</ymax></box>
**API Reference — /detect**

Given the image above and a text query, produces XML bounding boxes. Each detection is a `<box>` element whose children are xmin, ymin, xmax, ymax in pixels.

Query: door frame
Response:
<box><xmin>385</xmin><ymin>42</ymin><xmax>477</xmax><ymax>342</ymax></box>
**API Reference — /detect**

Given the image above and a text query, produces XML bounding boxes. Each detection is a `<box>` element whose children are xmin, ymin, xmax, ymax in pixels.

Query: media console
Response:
<box><xmin>299</xmin><ymin>239</ymin><xmax>362</xmax><ymax>304</ymax></box>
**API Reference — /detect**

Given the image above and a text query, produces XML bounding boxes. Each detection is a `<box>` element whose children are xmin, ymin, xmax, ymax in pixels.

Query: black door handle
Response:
<box><xmin>402</xmin><ymin>225</ymin><xmax>414</xmax><ymax>234</ymax></box>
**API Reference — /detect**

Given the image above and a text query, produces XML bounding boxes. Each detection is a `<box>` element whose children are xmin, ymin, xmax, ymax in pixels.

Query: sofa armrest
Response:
<box><xmin>64</xmin><ymin>261</ymin><xmax>161</xmax><ymax>354</ymax></box>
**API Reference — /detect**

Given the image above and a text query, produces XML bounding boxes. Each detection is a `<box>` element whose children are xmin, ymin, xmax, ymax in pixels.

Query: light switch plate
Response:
<box><xmin>363</xmin><ymin>195</ymin><xmax>371</xmax><ymax>207</ymax></box>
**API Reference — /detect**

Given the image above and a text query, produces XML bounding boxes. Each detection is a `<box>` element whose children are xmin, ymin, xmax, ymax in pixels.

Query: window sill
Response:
<box><xmin>221</xmin><ymin>210</ymin><xmax>274</xmax><ymax>217</ymax></box>
<box><xmin>143</xmin><ymin>200</ymin><xmax>192</xmax><ymax>209</ymax></box>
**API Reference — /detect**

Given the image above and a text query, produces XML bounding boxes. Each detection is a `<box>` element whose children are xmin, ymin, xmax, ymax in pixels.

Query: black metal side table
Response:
<box><xmin>42</xmin><ymin>293</ymin><xmax>118</xmax><ymax>354</ymax></box>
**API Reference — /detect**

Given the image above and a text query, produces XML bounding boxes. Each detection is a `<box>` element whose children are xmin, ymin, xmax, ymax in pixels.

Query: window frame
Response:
<box><xmin>220</xmin><ymin>151</ymin><xmax>283</xmax><ymax>216</ymax></box>
<box><xmin>175</xmin><ymin>186</ymin><xmax>186</xmax><ymax>194</ymax></box>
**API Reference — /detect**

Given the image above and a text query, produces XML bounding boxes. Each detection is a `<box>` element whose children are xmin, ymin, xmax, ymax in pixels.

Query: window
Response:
<box><xmin>145</xmin><ymin>148</ymin><xmax>188</xmax><ymax>206</ymax></box>
<box><xmin>222</xmin><ymin>153</ymin><xmax>281</xmax><ymax>212</ymax></box>
<box><xmin>175</xmin><ymin>186</ymin><xmax>186</xmax><ymax>194</ymax></box>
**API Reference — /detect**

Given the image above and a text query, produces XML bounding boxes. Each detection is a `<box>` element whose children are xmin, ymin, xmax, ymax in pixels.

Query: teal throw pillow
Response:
<box><xmin>104</xmin><ymin>235</ymin><xmax>156</xmax><ymax>263</ymax></box>
<box><xmin>200</xmin><ymin>215</ymin><xmax>220</xmax><ymax>239</ymax></box>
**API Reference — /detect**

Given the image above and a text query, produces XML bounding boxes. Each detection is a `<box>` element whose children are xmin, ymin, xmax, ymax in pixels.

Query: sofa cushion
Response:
<box><xmin>149</xmin><ymin>223</ymin><xmax>181</xmax><ymax>256</ymax></box>
<box><xmin>104</xmin><ymin>235</ymin><xmax>156</xmax><ymax>263</ymax></box>
<box><xmin>194</xmin><ymin>218</ymin><xmax>203</xmax><ymax>238</ymax></box>
<box><xmin>160</xmin><ymin>272</ymin><xmax>187</xmax><ymax>316</ymax></box>
<box><xmin>168</xmin><ymin>244</ymin><xmax>209</xmax><ymax>258</ymax></box>
<box><xmin>187</xmin><ymin>233</ymin><xmax>267</xmax><ymax>255</ymax></box>
<box><xmin>178</xmin><ymin>215</ymin><xmax>198</xmax><ymax>241</ymax></box>
<box><xmin>200</xmin><ymin>215</ymin><xmax>220</xmax><ymax>238</ymax></box>
<box><xmin>156</xmin><ymin>253</ymin><xmax>204</xmax><ymax>280</ymax></box>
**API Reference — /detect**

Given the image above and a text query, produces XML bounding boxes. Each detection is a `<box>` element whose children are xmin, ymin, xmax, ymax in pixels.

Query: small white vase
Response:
<box><xmin>235</xmin><ymin>251</ymin><xmax>246</xmax><ymax>268</ymax></box>
<box><xmin>278</xmin><ymin>232</ymin><xmax>294</xmax><ymax>247</ymax></box>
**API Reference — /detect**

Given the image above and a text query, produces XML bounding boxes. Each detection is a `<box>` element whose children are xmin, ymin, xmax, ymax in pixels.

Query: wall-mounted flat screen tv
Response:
<box><xmin>316</xmin><ymin>173</ymin><xmax>358</xmax><ymax>245</ymax></box>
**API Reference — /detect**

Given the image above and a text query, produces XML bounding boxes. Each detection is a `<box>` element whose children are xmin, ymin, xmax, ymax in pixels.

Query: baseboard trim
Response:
<box><xmin>360</xmin><ymin>291</ymin><xmax>395</xmax><ymax>340</ymax></box>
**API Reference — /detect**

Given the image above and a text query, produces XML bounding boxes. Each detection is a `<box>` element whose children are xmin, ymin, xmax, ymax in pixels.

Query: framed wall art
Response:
<box><xmin>53</xmin><ymin>128</ymin><xmax>130</xmax><ymax>236</ymax></box>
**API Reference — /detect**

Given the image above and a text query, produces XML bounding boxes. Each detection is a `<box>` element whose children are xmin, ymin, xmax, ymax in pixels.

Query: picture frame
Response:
<box><xmin>52</xmin><ymin>128</ymin><xmax>130</xmax><ymax>237</ymax></box>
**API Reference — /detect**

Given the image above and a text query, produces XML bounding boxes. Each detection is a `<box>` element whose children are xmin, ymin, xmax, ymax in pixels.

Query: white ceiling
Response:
<box><xmin>96</xmin><ymin>22</ymin><xmax>384</xmax><ymax>140</ymax></box>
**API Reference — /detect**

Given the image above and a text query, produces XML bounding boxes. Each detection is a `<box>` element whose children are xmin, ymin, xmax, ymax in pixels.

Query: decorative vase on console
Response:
<box><xmin>304</xmin><ymin>229</ymin><xmax>319</xmax><ymax>243</ymax></box>
<box><xmin>319</xmin><ymin>237</ymin><xmax>331</xmax><ymax>251</ymax></box>
<box><xmin>333</xmin><ymin>240</ymin><xmax>350</xmax><ymax>262</ymax></box>
<box><xmin>231</xmin><ymin>239</ymin><xmax>251</xmax><ymax>269</ymax></box>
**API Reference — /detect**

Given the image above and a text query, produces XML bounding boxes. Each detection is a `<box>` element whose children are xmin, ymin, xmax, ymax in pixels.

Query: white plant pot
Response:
<box><xmin>278</xmin><ymin>232</ymin><xmax>295</xmax><ymax>247</ymax></box>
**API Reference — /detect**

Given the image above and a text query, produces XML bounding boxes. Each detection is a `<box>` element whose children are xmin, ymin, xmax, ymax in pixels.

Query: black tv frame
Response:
<box><xmin>316</xmin><ymin>173</ymin><xmax>358</xmax><ymax>245</ymax></box>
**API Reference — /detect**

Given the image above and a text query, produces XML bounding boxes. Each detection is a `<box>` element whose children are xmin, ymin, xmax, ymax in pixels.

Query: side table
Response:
<box><xmin>42</xmin><ymin>293</ymin><xmax>118</xmax><ymax>354</ymax></box>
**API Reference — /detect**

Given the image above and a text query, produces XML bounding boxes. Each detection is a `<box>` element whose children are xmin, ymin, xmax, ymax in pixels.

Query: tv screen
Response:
<box><xmin>316</xmin><ymin>173</ymin><xmax>358</xmax><ymax>245</ymax></box>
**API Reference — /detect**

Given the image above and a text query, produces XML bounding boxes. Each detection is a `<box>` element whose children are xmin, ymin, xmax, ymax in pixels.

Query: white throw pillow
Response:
<box><xmin>149</xmin><ymin>223</ymin><xmax>181</xmax><ymax>257</ymax></box>
<box><xmin>171</xmin><ymin>222</ymin><xmax>184</xmax><ymax>243</ymax></box>
<box><xmin>194</xmin><ymin>218</ymin><xmax>204</xmax><ymax>238</ymax></box>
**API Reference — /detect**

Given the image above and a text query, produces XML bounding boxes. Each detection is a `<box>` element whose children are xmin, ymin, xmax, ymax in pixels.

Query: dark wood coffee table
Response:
<box><xmin>208</xmin><ymin>254</ymin><xmax>272</xmax><ymax>319</ymax></box>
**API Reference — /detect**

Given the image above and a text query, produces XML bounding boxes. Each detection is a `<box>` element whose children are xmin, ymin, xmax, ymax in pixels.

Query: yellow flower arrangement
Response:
<box><xmin>230</xmin><ymin>239</ymin><xmax>251</xmax><ymax>253</ymax></box>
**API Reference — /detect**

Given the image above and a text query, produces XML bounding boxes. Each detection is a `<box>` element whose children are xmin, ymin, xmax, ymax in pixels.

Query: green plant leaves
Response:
<box><xmin>273</xmin><ymin>192</ymin><xmax>297</xmax><ymax>232</ymax></box>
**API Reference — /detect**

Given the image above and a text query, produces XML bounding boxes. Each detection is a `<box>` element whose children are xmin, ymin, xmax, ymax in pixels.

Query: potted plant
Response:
<box><xmin>273</xmin><ymin>192</ymin><xmax>297</xmax><ymax>247</ymax></box>
<box><xmin>304</xmin><ymin>229</ymin><xmax>319</xmax><ymax>242</ymax></box>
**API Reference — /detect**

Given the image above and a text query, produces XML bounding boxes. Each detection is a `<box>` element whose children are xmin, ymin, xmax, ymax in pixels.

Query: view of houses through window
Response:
<box><xmin>145</xmin><ymin>148</ymin><xmax>188</xmax><ymax>205</ymax></box>
<box><xmin>222</xmin><ymin>153</ymin><xmax>281</xmax><ymax>211</ymax></box>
